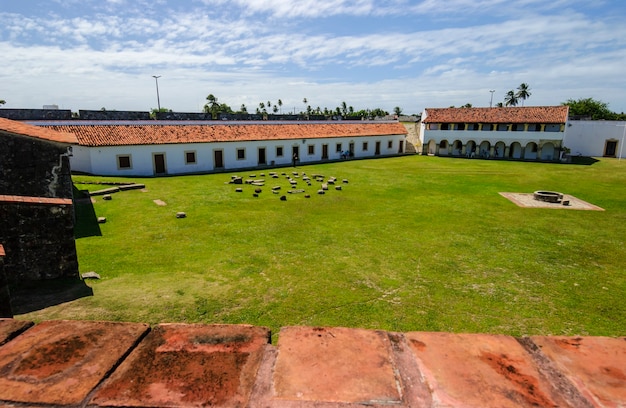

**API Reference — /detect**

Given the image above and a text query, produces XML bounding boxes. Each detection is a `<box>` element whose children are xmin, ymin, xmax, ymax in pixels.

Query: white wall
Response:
<box><xmin>564</xmin><ymin>120</ymin><xmax>626</xmax><ymax>158</ymax></box>
<box><xmin>70</xmin><ymin>134</ymin><xmax>406</xmax><ymax>176</ymax></box>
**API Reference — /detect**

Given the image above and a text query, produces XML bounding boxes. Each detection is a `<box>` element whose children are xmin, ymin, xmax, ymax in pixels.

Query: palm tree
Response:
<box><xmin>516</xmin><ymin>83</ymin><xmax>531</xmax><ymax>106</ymax></box>
<box><xmin>393</xmin><ymin>106</ymin><xmax>403</xmax><ymax>116</ymax></box>
<box><xmin>341</xmin><ymin>101</ymin><xmax>348</xmax><ymax>116</ymax></box>
<box><xmin>504</xmin><ymin>90</ymin><xmax>519</xmax><ymax>107</ymax></box>
<box><xmin>240</xmin><ymin>104</ymin><xmax>247</xmax><ymax>113</ymax></box>
<box><xmin>277</xmin><ymin>99</ymin><xmax>283</xmax><ymax>114</ymax></box>
<box><xmin>0</xmin><ymin>99</ymin><xmax>5</xmax><ymax>105</ymax></box>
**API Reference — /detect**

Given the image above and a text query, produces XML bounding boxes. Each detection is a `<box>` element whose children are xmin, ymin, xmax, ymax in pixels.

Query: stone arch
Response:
<box><xmin>438</xmin><ymin>139</ymin><xmax>449</xmax><ymax>156</ymax></box>
<box><xmin>427</xmin><ymin>139</ymin><xmax>437</xmax><ymax>155</ymax></box>
<box><xmin>494</xmin><ymin>141</ymin><xmax>506</xmax><ymax>158</ymax></box>
<box><xmin>479</xmin><ymin>140</ymin><xmax>491</xmax><ymax>158</ymax></box>
<box><xmin>452</xmin><ymin>140</ymin><xmax>463</xmax><ymax>156</ymax></box>
<box><xmin>465</xmin><ymin>140</ymin><xmax>477</xmax><ymax>158</ymax></box>
<box><xmin>524</xmin><ymin>142</ymin><xmax>538</xmax><ymax>160</ymax></box>
<box><xmin>540</xmin><ymin>142</ymin><xmax>555</xmax><ymax>160</ymax></box>
<box><xmin>509</xmin><ymin>142</ymin><xmax>522</xmax><ymax>159</ymax></box>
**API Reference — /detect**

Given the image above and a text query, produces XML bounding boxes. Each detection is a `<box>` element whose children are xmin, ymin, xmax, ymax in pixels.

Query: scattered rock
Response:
<box><xmin>322</xmin><ymin>183</ymin><xmax>328</xmax><ymax>190</ymax></box>
<box><xmin>176</xmin><ymin>212</ymin><xmax>186</xmax><ymax>218</ymax></box>
<box><xmin>232</xmin><ymin>177</ymin><xmax>243</xmax><ymax>184</ymax></box>
<box><xmin>343</xmin><ymin>179</ymin><xmax>349</xmax><ymax>184</ymax></box>
<box><xmin>288</xmin><ymin>189</ymin><xmax>306</xmax><ymax>194</ymax></box>
<box><xmin>81</xmin><ymin>271</ymin><xmax>100</xmax><ymax>280</ymax></box>
<box><xmin>280</xmin><ymin>195</ymin><xmax>287</xmax><ymax>201</ymax></box>
<box><xmin>317</xmin><ymin>190</ymin><xmax>325</xmax><ymax>195</ymax></box>
<box><xmin>253</xmin><ymin>193</ymin><xmax>259</xmax><ymax>197</ymax></box>
<box><xmin>272</xmin><ymin>186</ymin><xmax>281</xmax><ymax>191</ymax></box>
<box><xmin>102</xmin><ymin>194</ymin><xmax>112</xmax><ymax>200</ymax></box>
<box><xmin>335</xmin><ymin>185</ymin><xmax>342</xmax><ymax>191</ymax></box>
<box><xmin>97</xmin><ymin>217</ymin><xmax>107</xmax><ymax>224</ymax></box>
<box><xmin>235</xmin><ymin>188</ymin><xmax>243</xmax><ymax>192</ymax></box>
<box><xmin>255</xmin><ymin>188</ymin><xmax>262</xmax><ymax>193</ymax></box>
<box><xmin>304</xmin><ymin>194</ymin><xmax>311</xmax><ymax>198</ymax></box>
<box><xmin>153</xmin><ymin>199</ymin><xmax>167</xmax><ymax>206</ymax></box>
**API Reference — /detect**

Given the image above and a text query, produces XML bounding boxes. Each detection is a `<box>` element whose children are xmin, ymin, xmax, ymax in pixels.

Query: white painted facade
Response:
<box><xmin>70</xmin><ymin>134</ymin><xmax>406</xmax><ymax>176</ymax></box>
<box><xmin>421</xmin><ymin>123</ymin><xmax>564</xmax><ymax>161</ymax></box>
<box><xmin>563</xmin><ymin>120</ymin><xmax>626</xmax><ymax>158</ymax></box>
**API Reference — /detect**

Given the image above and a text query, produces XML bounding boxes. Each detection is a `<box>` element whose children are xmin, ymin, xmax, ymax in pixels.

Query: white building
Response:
<box><xmin>35</xmin><ymin>121</ymin><xmax>408</xmax><ymax>176</ymax></box>
<box><xmin>564</xmin><ymin>120</ymin><xmax>626</xmax><ymax>158</ymax></box>
<box><xmin>421</xmin><ymin>106</ymin><xmax>569</xmax><ymax>160</ymax></box>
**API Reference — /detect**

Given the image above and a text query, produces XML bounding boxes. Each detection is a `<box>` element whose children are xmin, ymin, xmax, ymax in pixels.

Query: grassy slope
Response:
<box><xmin>18</xmin><ymin>156</ymin><xmax>626</xmax><ymax>338</ymax></box>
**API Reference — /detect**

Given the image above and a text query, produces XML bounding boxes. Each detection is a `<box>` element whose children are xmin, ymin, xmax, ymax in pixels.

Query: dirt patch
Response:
<box><xmin>499</xmin><ymin>193</ymin><xmax>604</xmax><ymax>211</ymax></box>
<box><xmin>153</xmin><ymin>199</ymin><xmax>167</xmax><ymax>206</ymax></box>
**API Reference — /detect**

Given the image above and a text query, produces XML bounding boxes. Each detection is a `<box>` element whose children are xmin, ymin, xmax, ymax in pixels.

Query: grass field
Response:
<box><xmin>16</xmin><ymin>155</ymin><xmax>626</xmax><ymax>339</ymax></box>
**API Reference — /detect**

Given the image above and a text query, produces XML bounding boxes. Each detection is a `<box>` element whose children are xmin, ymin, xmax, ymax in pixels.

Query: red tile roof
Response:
<box><xmin>423</xmin><ymin>106</ymin><xmax>569</xmax><ymax>124</ymax></box>
<box><xmin>43</xmin><ymin>122</ymin><xmax>408</xmax><ymax>147</ymax></box>
<box><xmin>0</xmin><ymin>118</ymin><xmax>77</xmax><ymax>144</ymax></box>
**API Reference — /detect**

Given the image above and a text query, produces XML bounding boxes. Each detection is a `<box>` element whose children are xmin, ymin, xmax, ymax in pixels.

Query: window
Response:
<box><xmin>453</xmin><ymin>123</ymin><xmax>464</xmax><ymax>130</ymax></box>
<box><xmin>482</xmin><ymin>124</ymin><xmax>494</xmax><ymax>131</ymax></box>
<box><xmin>308</xmin><ymin>144</ymin><xmax>315</xmax><ymax>155</ymax></box>
<box><xmin>440</xmin><ymin>123</ymin><xmax>450</xmax><ymax>130</ymax></box>
<box><xmin>511</xmin><ymin>124</ymin><xmax>523</xmax><ymax>132</ymax></box>
<box><xmin>276</xmin><ymin>146</ymin><xmax>284</xmax><ymax>157</ymax></box>
<box><xmin>545</xmin><ymin>124</ymin><xmax>560</xmax><ymax>132</ymax></box>
<box><xmin>388</xmin><ymin>140</ymin><xmax>393</xmax><ymax>149</ymax></box>
<box><xmin>497</xmin><ymin>124</ymin><xmax>508</xmax><ymax>131</ymax></box>
<box><xmin>362</xmin><ymin>142</ymin><xmax>368</xmax><ymax>151</ymax></box>
<box><xmin>117</xmin><ymin>155</ymin><xmax>132</xmax><ymax>169</ymax></box>
<box><xmin>185</xmin><ymin>151</ymin><xmax>197</xmax><ymax>164</ymax></box>
<box><xmin>467</xmin><ymin>123</ymin><xmax>479</xmax><ymax>131</ymax></box>
<box><xmin>336</xmin><ymin>143</ymin><xmax>342</xmax><ymax>152</ymax></box>
<box><xmin>237</xmin><ymin>148</ymin><xmax>245</xmax><ymax>160</ymax></box>
<box><xmin>528</xmin><ymin>124</ymin><xmax>541</xmax><ymax>132</ymax></box>
<box><xmin>428</xmin><ymin>123</ymin><xmax>439</xmax><ymax>130</ymax></box>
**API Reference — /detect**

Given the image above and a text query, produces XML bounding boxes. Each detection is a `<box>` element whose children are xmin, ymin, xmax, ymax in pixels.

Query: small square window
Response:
<box><xmin>237</xmin><ymin>148</ymin><xmax>245</xmax><ymax>160</ymax></box>
<box><xmin>336</xmin><ymin>143</ymin><xmax>342</xmax><ymax>152</ymax></box>
<box><xmin>185</xmin><ymin>151</ymin><xmax>196</xmax><ymax>164</ymax></box>
<box><xmin>276</xmin><ymin>146</ymin><xmax>284</xmax><ymax>157</ymax></box>
<box><xmin>117</xmin><ymin>155</ymin><xmax>131</xmax><ymax>169</ymax></box>
<box><xmin>308</xmin><ymin>145</ymin><xmax>315</xmax><ymax>155</ymax></box>
<box><xmin>387</xmin><ymin>140</ymin><xmax>393</xmax><ymax>149</ymax></box>
<box><xmin>363</xmin><ymin>142</ymin><xmax>368</xmax><ymax>151</ymax></box>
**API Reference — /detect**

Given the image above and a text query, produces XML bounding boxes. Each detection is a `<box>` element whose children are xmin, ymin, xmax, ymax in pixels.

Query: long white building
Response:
<box><xmin>34</xmin><ymin>121</ymin><xmax>408</xmax><ymax>176</ymax></box>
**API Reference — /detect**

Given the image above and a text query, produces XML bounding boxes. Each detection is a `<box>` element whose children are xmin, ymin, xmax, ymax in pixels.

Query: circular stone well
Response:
<box><xmin>533</xmin><ymin>191</ymin><xmax>563</xmax><ymax>203</ymax></box>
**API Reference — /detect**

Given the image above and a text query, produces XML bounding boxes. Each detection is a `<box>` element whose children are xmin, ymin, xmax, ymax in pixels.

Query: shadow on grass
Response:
<box><xmin>10</xmin><ymin>278</ymin><xmax>93</xmax><ymax>315</ymax></box>
<box><xmin>74</xmin><ymin>186</ymin><xmax>102</xmax><ymax>238</ymax></box>
<box><xmin>569</xmin><ymin>156</ymin><xmax>600</xmax><ymax>166</ymax></box>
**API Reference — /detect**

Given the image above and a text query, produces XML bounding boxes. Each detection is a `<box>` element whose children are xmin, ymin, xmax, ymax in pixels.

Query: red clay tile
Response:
<box><xmin>423</xmin><ymin>106</ymin><xmax>568</xmax><ymax>124</ymax></box>
<box><xmin>0</xmin><ymin>320</ymin><xmax>148</xmax><ymax>406</ymax></box>
<box><xmin>406</xmin><ymin>332</ymin><xmax>573</xmax><ymax>407</ymax></box>
<box><xmin>272</xmin><ymin>326</ymin><xmax>402</xmax><ymax>404</ymax></box>
<box><xmin>45</xmin><ymin>122</ymin><xmax>408</xmax><ymax>147</ymax></box>
<box><xmin>0</xmin><ymin>195</ymin><xmax>73</xmax><ymax>205</ymax></box>
<box><xmin>531</xmin><ymin>336</ymin><xmax>626</xmax><ymax>407</ymax></box>
<box><xmin>0</xmin><ymin>319</ymin><xmax>33</xmax><ymax>346</ymax></box>
<box><xmin>0</xmin><ymin>117</ymin><xmax>77</xmax><ymax>144</ymax></box>
<box><xmin>90</xmin><ymin>323</ymin><xmax>270</xmax><ymax>407</ymax></box>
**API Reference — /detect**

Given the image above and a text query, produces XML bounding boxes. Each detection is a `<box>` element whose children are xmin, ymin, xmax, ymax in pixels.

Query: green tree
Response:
<box><xmin>0</xmin><ymin>99</ymin><xmax>5</xmax><ymax>105</ymax></box>
<box><xmin>504</xmin><ymin>90</ymin><xmax>519</xmax><ymax>107</ymax></box>
<box><xmin>516</xmin><ymin>83</ymin><xmax>531</xmax><ymax>106</ymax></box>
<box><xmin>204</xmin><ymin>94</ymin><xmax>220</xmax><ymax>118</ymax></box>
<box><xmin>150</xmin><ymin>107</ymin><xmax>172</xmax><ymax>119</ymax></box>
<box><xmin>561</xmin><ymin>97</ymin><xmax>616</xmax><ymax>120</ymax></box>
<box><xmin>393</xmin><ymin>106</ymin><xmax>403</xmax><ymax>115</ymax></box>
<box><xmin>341</xmin><ymin>101</ymin><xmax>348</xmax><ymax>116</ymax></box>
<box><xmin>277</xmin><ymin>99</ymin><xmax>283</xmax><ymax>114</ymax></box>
<box><xmin>240</xmin><ymin>104</ymin><xmax>248</xmax><ymax>113</ymax></box>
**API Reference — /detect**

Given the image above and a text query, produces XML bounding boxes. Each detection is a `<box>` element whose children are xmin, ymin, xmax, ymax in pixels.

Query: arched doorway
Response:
<box><xmin>479</xmin><ymin>141</ymin><xmax>491</xmax><ymax>158</ymax></box>
<box><xmin>465</xmin><ymin>140</ymin><xmax>476</xmax><ymax>158</ymax></box>
<box><xmin>509</xmin><ymin>142</ymin><xmax>522</xmax><ymax>159</ymax></box>
<box><xmin>524</xmin><ymin>142</ymin><xmax>538</xmax><ymax>160</ymax></box>
<box><xmin>494</xmin><ymin>141</ymin><xmax>506</xmax><ymax>158</ymax></box>
<box><xmin>540</xmin><ymin>143</ymin><xmax>555</xmax><ymax>160</ymax></box>
<box><xmin>452</xmin><ymin>140</ymin><xmax>463</xmax><ymax>156</ymax></box>
<box><xmin>438</xmin><ymin>140</ymin><xmax>449</xmax><ymax>156</ymax></box>
<box><xmin>427</xmin><ymin>139</ymin><xmax>437</xmax><ymax>155</ymax></box>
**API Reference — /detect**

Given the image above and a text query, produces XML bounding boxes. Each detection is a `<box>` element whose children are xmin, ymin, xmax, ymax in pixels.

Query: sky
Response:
<box><xmin>1</xmin><ymin>0</ymin><xmax>625</xmax><ymax>115</ymax></box>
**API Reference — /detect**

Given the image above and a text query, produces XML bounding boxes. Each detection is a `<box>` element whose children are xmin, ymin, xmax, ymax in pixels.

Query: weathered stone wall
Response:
<box><xmin>0</xmin><ymin>109</ymin><xmax>72</xmax><ymax>121</ymax></box>
<box><xmin>0</xmin><ymin>198</ymin><xmax>78</xmax><ymax>283</ymax></box>
<box><xmin>78</xmin><ymin>110</ymin><xmax>151</xmax><ymax>120</ymax></box>
<box><xmin>0</xmin><ymin>245</ymin><xmax>12</xmax><ymax>317</ymax></box>
<box><xmin>0</xmin><ymin>132</ymin><xmax>73</xmax><ymax>199</ymax></box>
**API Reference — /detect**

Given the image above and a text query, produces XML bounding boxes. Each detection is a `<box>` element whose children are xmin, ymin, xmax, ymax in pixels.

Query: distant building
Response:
<box><xmin>34</xmin><ymin>121</ymin><xmax>408</xmax><ymax>176</ymax></box>
<box><xmin>421</xmin><ymin>106</ymin><xmax>569</xmax><ymax>160</ymax></box>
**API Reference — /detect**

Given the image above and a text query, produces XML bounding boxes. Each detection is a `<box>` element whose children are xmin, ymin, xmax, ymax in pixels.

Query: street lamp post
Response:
<box><xmin>489</xmin><ymin>90</ymin><xmax>495</xmax><ymax>108</ymax></box>
<box><xmin>152</xmin><ymin>75</ymin><xmax>161</xmax><ymax>111</ymax></box>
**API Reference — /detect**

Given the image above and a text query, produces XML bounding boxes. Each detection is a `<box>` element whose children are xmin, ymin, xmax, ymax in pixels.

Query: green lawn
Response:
<box><xmin>17</xmin><ymin>156</ymin><xmax>626</xmax><ymax>339</ymax></box>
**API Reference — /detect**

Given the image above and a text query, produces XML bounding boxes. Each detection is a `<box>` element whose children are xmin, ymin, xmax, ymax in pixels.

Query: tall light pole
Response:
<box><xmin>489</xmin><ymin>90</ymin><xmax>495</xmax><ymax>108</ymax></box>
<box><xmin>152</xmin><ymin>75</ymin><xmax>161</xmax><ymax>111</ymax></box>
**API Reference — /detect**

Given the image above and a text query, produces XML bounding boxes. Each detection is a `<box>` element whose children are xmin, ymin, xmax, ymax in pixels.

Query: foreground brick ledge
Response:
<box><xmin>0</xmin><ymin>319</ymin><xmax>624</xmax><ymax>408</ymax></box>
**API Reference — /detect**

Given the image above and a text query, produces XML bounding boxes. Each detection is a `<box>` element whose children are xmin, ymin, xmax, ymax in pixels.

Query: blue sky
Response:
<box><xmin>1</xmin><ymin>0</ymin><xmax>625</xmax><ymax>115</ymax></box>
